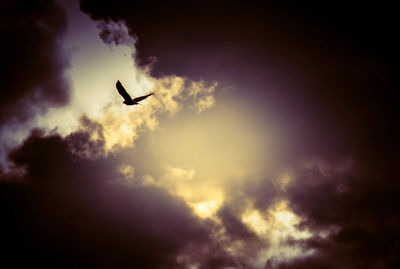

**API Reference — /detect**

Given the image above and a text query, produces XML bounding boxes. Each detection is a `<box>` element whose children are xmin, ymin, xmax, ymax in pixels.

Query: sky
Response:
<box><xmin>0</xmin><ymin>0</ymin><xmax>399</xmax><ymax>268</ymax></box>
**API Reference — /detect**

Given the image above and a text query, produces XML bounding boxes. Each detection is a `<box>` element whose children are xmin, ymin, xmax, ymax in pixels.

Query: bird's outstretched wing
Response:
<box><xmin>116</xmin><ymin>80</ymin><xmax>132</xmax><ymax>102</ymax></box>
<box><xmin>132</xmin><ymin>92</ymin><xmax>154</xmax><ymax>103</ymax></box>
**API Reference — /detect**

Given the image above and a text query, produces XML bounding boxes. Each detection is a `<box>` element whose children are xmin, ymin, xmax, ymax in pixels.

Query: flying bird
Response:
<box><xmin>116</xmin><ymin>80</ymin><xmax>154</xmax><ymax>105</ymax></box>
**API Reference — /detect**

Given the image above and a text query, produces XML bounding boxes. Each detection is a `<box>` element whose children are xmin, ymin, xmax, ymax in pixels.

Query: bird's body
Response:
<box><xmin>116</xmin><ymin>80</ymin><xmax>154</xmax><ymax>105</ymax></box>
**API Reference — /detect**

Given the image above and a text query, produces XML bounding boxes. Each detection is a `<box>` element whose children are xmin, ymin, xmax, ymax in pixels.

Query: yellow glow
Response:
<box><xmin>141</xmin><ymin>175</ymin><xmax>156</xmax><ymax>185</ymax></box>
<box><xmin>241</xmin><ymin>201</ymin><xmax>311</xmax><ymax>241</ymax></box>
<box><xmin>192</xmin><ymin>200</ymin><xmax>219</xmax><ymax>218</ymax></box>
<box><xmin>275</xmin><ymin>209</ymin><xmax>297</xmax><ymax>227</ymax></box>
<box><xmin>238</xmin><ymin>202</ymin><xmax>313</xmax><ymax>267</ymax></box>
<box><xmin>196</xmin><ymin>95</ymin><xmax>215</xmax><ymax>113</ymax></box>
<box><xmin>153</xmin><ymin>106</ymin><xmax>275</xmax><ymax>182</ymax></box>
<box><xmin>165</xmin><ymin>165</ymin><xmax>195</xmax><ymax>181</ymax></box>
<box><xmin>119</xmin><ymin>164</ymin><xmax>134</xmax><ymax>178</ymax></box>
<box><xmin>142</xmin><ymin>164</ymin><xmax>226</xmax><ymax>218</ymax></box>
<box><xmin>268</xmin><ymin>201</ymin><xmax>311</xmax><ymax>241</ymax></box>
<box><xmin>26</xmin><ymin>3</ymin><xmax>280</xmax><ymax>226</ymax></box>
<box><xmin>242</xmin><ymin>210</ymin><xmax>269</xmax><ymax>235</ymax></box>
<box><xmin>24</xmin><ymin>4</ymin><xmax>299</xmax><ymax>264</ymax></box>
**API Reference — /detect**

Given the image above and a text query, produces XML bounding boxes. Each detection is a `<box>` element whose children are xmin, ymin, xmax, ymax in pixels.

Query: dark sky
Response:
<box><xmin>1</xmin><ymin>0</ymin><xmax>399</xmax><ymax>268</ymax></box>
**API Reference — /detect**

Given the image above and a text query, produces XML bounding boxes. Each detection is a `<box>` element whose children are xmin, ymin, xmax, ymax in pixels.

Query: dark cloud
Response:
<box><xmin>274</xmin><ymin>160</ymin><xmax>400</xmax><ymax>269</ymax></box>
<box><xmin>1</xmin><ymin>129</ymin><xmax>208</xmax><ymax>268</ymax></box>
<box><xmin>0</xmin><ymin>0</ymin><xmax>69</xmax><ymax>124</ymax></box>
<box><xmin>96</xmin><ymin>20</ymin><xmax>135</xmax><ymax>47</ymax></box>
<box><xmin>181</xmin><ymin>244</ymin><xmax>238</xmax><ymax>269</ymax></box>
<box><xmin>218</xmin><ymin>206</ymin><xmax>256</xmax><ymax>240</ymax></box>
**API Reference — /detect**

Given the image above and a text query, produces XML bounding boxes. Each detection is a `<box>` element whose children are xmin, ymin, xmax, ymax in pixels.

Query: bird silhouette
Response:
<box><xmin>116</xmin><ymin>80</ymin><xmax>154</xmax><ymax>105</ymax></box>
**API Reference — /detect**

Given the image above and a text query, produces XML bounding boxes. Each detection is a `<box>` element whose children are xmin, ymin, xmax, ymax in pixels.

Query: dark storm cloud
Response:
<box><xmin>218</xmin><ymin>206</ymin><xmax>256</xmax><ymax>240</ymax></box>
<box><xmin>0</xmin><ymin>0</ymin><xmax>69</xmax><ymax>124</ymax></box>
<box><xmin>0</xmin><ymin>129</ymin><xmax>209</xmax><ymax>268</ymax></box>
<box><xmin>96</xmin><ymin>20</ymin><xmax>135</xmax><ymax>47</ymax></box>
<box><xmin>272</xmin><ymin>160</ymin><xmax>400</xmax><ymax>269</ymax></box>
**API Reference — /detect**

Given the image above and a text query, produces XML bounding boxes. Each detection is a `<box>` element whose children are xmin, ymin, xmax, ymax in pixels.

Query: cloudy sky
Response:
<box><xmin>1</xmin><ymin>0</ymin><xmax>399</xmax><ymax>268</ymax></box>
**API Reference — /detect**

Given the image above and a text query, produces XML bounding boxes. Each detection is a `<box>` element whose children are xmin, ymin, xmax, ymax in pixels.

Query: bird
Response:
<box><xmin>116</xmin><ymin>80</ymin><xmax>154</xmax><ymax>105</ymax></box>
